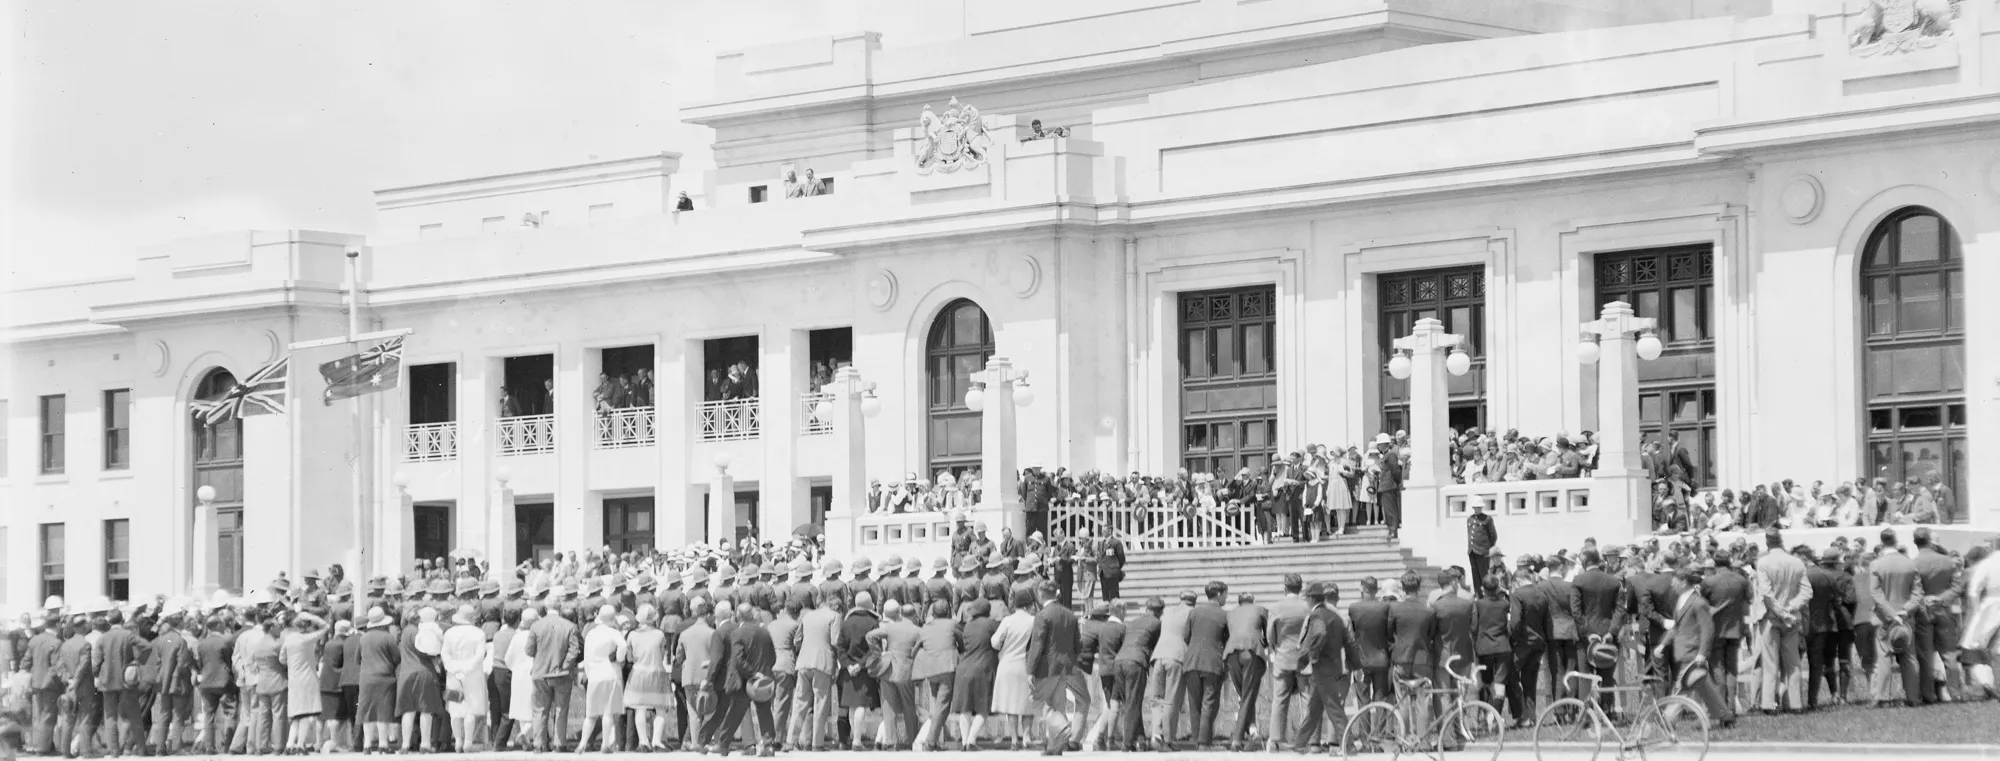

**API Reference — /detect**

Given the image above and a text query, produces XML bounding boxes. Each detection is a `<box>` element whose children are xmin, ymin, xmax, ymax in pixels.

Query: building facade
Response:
<box><xmin>5</xmin><ymin>0</ymin><xmax>1997</xmax><ymax>604</ymax></box>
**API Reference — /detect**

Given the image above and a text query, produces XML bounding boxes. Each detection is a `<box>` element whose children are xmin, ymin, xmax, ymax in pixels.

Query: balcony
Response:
<box><xmin>497</xmin><ymin>414</ymin><xmax>556</xmax><ymax>456</ymax></box>
<box><xmin>800</xmin><ymin>392</ymin><xmax>835</xmax><ymax>436</ymax></box>
<box><xmin>700</xmin><ymin>398</ymin><xmax>760</xmax><ymax>442</ymax></box>
<box><xmin>595</xmin><ymin>406</ymin><xmax>656</xmax><ymax>449</ymax></box>
<box><xmin>402</xmin><ymin>422</ymin><xmax>459</xmax><ymax>462</ymax></box>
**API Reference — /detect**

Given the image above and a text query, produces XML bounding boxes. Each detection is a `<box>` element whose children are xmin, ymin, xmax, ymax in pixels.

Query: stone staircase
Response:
<box><xmin>1114</xmin><ymin>526</ymin><xmax>1441</xmax><ymax>610</ymax></box>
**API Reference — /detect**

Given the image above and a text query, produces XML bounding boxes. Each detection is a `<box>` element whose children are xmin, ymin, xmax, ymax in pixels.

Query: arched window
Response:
<box><xmin>1860</xmin><ymin>208</ymin><xmax>1966</xmax><ymax>522</ymax></box>
<box><xmin>926</xmin><ymin>300</ymin><xmax>993</xmax><ymax>478</ymax></box>
<box><xmin>193</xmin><ymin>368</ymin><xmax>246</xmax><ymax>591</ymax></box>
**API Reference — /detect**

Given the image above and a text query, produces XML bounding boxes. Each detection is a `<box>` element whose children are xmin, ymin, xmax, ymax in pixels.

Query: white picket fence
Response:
<box><xmin>1046</xmin><ymin>499</ymin><xmax>1259</xmax><ymax>552</ymax></box>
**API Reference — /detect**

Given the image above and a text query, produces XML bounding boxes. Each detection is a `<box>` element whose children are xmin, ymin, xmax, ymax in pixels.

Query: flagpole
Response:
<box><xmin>347</xmin><ymin>248</ymin><xmax>369</xmax><ymax>580</ymax></box>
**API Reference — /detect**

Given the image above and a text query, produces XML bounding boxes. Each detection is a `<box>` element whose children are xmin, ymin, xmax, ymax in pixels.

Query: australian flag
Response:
<box><xmin>191</xmin><ymin>356</ymin><xmax>290</xmax><ymax>424</ymax></box>
<box><xmin>320</xmin><ymin>336</ymin><xmax>405</xmax><ymax>405</ymax></box>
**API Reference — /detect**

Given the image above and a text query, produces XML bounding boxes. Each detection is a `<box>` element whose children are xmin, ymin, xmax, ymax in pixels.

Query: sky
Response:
<box><xmin>3</xmin><ymin>0</ymin><xmax>958</xmax><ymax>288</ymax></box>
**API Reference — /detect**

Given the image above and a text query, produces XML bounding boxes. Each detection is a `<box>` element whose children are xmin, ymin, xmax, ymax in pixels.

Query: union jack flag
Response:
<box><xmin>190</xmin><ymin>356</ymin><xmax>290</xmax><ymax>425</ymax></box>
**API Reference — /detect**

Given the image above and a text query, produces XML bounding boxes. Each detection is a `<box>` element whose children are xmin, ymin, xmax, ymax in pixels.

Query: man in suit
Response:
<box><xmin>1910</xmin><ymin>527</ymin><xmax>1966</xmax><ymax>704</ymax></box>
<box><xmin>1295</xmin><ymin>581</ymin><xmax>1362</xmax><ymax>752</ymax></box>
<box><xmin>1752</xmin><ymin>528</ymin><xmax>1812</xmax><ymax>712</ymax></box>
<box><xmin>1571</xmin><ymin>550</ymin><xmax>1626</xmax><ymax>709</ymax></box>
<box><xmin>789</xmin><ymin>588</ymin><xmax>841</xmax><ymax>751</ymax></box>
<box><xmin>1375</xmin><ymin>437</ymin><xmax>1407</xmax><ymax>541</ymax></box>
<box><xmin>1432</xmin><ymin>569</ymin><xmax>1479</xmax><ymax>696</ymax></box>
<box><xmin>1347</xmin><ymin>577</ymin><xmax>1395</xmax><ymax>720</ymax></box>
<box><xmin>1077</xmin><ymin>602</ymin><xmax>1125</xmax><ymax>752</ymax></box>
<box><xmin>1147</xmin><ymin>590</ymin><xmax>1195</xmax><ymax>749</ymax></box>
<box><xmin>1466</xmin><ymin>498</ymin><xmax>1499</xmax><ymax>596</ymax></box>
<box><xmin>1180</xmin><ymin>582</ymin><xmax>1230</xmax><ymax>750</ymax></box>
<box><xmin>1701</xmin><ymin>552</ymin><xmax>1752</xmax><ymax>712</ymax></box>
<box><xmin>498</xmin><ymin>388</ymin><xmax>522</xmax><ymax>418</ymax></box>
<box><xmin>1096</xmin><ymin>531</ymin><xmax>1127</xmax><ymax>603</ymax></box>
<box><xmin>1804</xmin><ymin>547</ymin><xmax>1856</xmax><ymax>709</ymax></box>
<box><xmin>716</xmin><ymin>602</ymin><xmax>778</xmax><ymax>755</ymax></box>
<box><xmin>193</xmin><ymin>614</ymin><xmax>237</xmax><ymax>754</ymax></box>
<box><xmin>1541</xmin><ymin>556</ymin><xmax>1580</xmax><ymax>703</ymax></box>
<box><xmin>1112</xmin><ymin>597</ymin><xmax>1162</xmax><ymax>752</ymax></box>
<box><xmin>1028</xmin><ymin>580</ymin><xmax>1081</xmax><ymax>756</ymax></box>
<box><xmin>524</xmin><ymin>601</ymin><xmax>583</xmax><ymax>752</ymax></box>
<box><xmin>1262</xmin><ymin>574</ymin><xmax>1311</xmax><ymax>752</ymax></box>
<box><xmin>1220</xmin><ymin>591</ymin><xmax>1266</xmax><ymax>751</ymax></box>
<box><xmin>1631</xmin><ymin>555</ymin><xmax>1679</xmax><ymax>680</ymax></box>
<box><xmin>1507</xmin><ymin>567</ymin><xmax>1552</xmax><ymax>726</ymax></box>
<box><xmin>146</xmin><ymin>608</ymin><xmax>196</xmax><ymax>755</ymax></box>
<box><xmin>1668</xmin><ymin>569</ymin><xmax>1735</xmax><ymax>727</ymax></box>
<box><xmin>94</xmin><ymin>608</ymin><xmax>144</xmax><ymax>754</ymax></box>
<box><xmin>58</xmin><ymin>614</ymin><xmax>102</xmax><ymax>758</ymax></box>
<box><xmin>866</xmin><ymin>599</ymin><xmax>923</xmax><ymax>751</ymax></box>
<box><xmin>1388</xmin><ymin>572</ymin><xmax>1439</xmax><ymax>728</ymax></box>
<box><xmin>24</xmin><ymin>616</ymin><xmax>63</xmax><ymax>756</ymax></box>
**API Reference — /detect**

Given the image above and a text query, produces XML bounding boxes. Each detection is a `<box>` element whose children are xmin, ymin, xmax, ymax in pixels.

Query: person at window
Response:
<box><xmin>721</xmin><ymin>365</ymin><xmax>749</xmax><ymax>401</ymax></box>
<box><xmin>611</xmin><ymin>375</ymin><xmax>633</xmax><ymax>410</ymax></box>
<box><xmin>783</xmin><ymin>170</ymin><xmax>805</xmax><ymax>200</ymax></box>
<box><xmin>1548</xmin><ymin>435</ymin><xmax>1584</xmax><ymax>479</ymax></box>
<box><xmin>705</xmin><ymin>370</ymin><xmax>724</xmax><ymax>403</ymax></box>
<box><xmin>499</xmin><ymin>389</ymin><xmax>522</xmax><ymax>419</ymax></box>
<box><xmin>633</xmin><ymin>370</ymin><xmax>653</xmax><ymax>408</ymax></box>
<box><xmin>675</xmin><ymin>192</ymin><xmax>694</xmax><ymax>212</ymax></box>
<box><xmin>801</xmin><ymin>169</ymin><xmax>822</xmax><ymax>198</ymax></box>
<box><xmin>537</xmin><ymin>379</ymin><xmax>555</xmax><ymax>417</ymax></box>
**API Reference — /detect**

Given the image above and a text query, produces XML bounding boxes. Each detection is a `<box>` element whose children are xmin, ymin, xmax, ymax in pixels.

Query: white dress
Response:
<box><xmin>989</xmin><ymin>610</ymin><xmax>1035</xmax><ymax>716</ymax></box>
<box><xmin>582</xmin><ymin>625</ymin><xmax>628</xmax><ymax>718</ymax></box>
<box><xmin>441</xmin><ymin>624</ymin><xmax>489</xmax><ymax>718</ymax></box>
<box><xmin>506</xmin><ymin>626</ymin><xmax>537</xmax><ymax>723</ymax></box>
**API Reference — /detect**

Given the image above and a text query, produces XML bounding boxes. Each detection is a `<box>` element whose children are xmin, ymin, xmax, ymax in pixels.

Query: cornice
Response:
<box><xmin>1694</xmin><ymin>93</ymin><xmax>2000</xmax><ymax>156</ymax></box>
<box><xmin>86</xmin><ymin>283</ymin><xmax>349</xmax><ymax>327</ymax></box>
<box><xmin>374</xmin><ymin>153</ymin><xmax>683</xmax><ymax>210</ymax></box>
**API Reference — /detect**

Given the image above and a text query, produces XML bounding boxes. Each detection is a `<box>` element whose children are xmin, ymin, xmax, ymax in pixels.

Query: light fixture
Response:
<box><xmin>1577</xmin><ymin>335</ymin><xmax>1601</xmax><ymax>365</ymax></box>
<box><xmin>859</xmin><ymin>389</ymin><xmax>882</xmax><ymax>419</ymax></box>
<box><xmin>811</xmin><ymin>398</ymin><xmax>833</xmax><ymax>420</ymax></box>
<box><xmin>196</xmin><ymin>485</ymin><xmax>216</xmax><ymax>503</ymax></box>
<box><xmin>965</xmin><ymin>383</ymin><xmax>986</xmax><ymax>412</ymax></box>
<box><xmin>1445</xmin><ymin>347</ymin><xmax>1471</xmax><ymax>377</ymax></box>
<box><xmin>1635</xmin><ymin>331</ymin><xmax>1664</xmax><ymax>361</ymax></box>
<box><xmin>712</xmin><ymin>450</ymin><xmax>734</xmax><ymax>470</ymax></box>
<box><xmin>1013</xmin><ymin>378</ymin><xmax>1035</xmax><ymax>408</ymax></box>
<box><xmin>493</xmin><ymin>466</ymin><xmax>512</xmax><ymax>486</ymax></box>
<box><xmin>392</xmin><ymin>472</ymin><xmax>412</xmax><ymax>489</ymax></box>
<box><xmin>1387</xmin><ymin>351</ymin><xmax>1412</xmax><ymax>380</ymax></box>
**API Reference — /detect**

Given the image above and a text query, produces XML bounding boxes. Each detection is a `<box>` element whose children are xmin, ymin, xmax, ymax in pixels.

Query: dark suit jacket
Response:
<box><xmin>1668</xmin><ymin>592</ymin><xmax>1714</xmax><ymax>664</ymax></box>
<box><xmin>725</xmin><ymin>619</ymin><xmax>776</xmax><ymax>693</ymax></box>
<box><xmin>1572</xmin><ymin>569</ymin><xmax>1627</xmax><ymax>639</ymax></box>
<box><xmin>1388</xmin><ymin>599</ymin><xmax>1438</xmax><ymax>670</ymax></box>
<box><xmin>1632</xmin><ymin>572</ymin><xmax>1677</xmax><ymax>645</ymax></box>
<box><xmin>1509</xmin><ymin>583</ymin><xmax>1553</xmax><ymax>650</ymax></box>
<box><xmin>1114</xmin><ymin>613</ymin><xmax>1161</xmax><ymax>665</ymax></box>
<box><xmin>1913</xmin><ymin>547</ymin><xmax>1965</xmax><ymax>615</ymax></box>
<box><xmin>94</xmin><ymin>625</ymin><xmax>142</xmax><ymax>691</ymax></box>
<box><xmin>1028</xmin><ymin>602</ymin><xmax>1080</xmax><ymax>679</ymax></box>
<box><xmin>1870</xmin><ymin>551</ymin><xmax>1920</xmax><ymax>624</ymax></box>
<box><xmin>27</xmin><ymin>631</ymin><xmax>62</xmax><ymax>690</ymax></box>
<box><xmin>1805</xmin><ymin>565</ymin><xmax>1856</xmax><ymax>635</ymax></box>
<box><xmin>195</xmin><ymin>631</ymin><xmax>235</xmax><ymax>689</ymax></box>
<box><xmin>1543</xmin><ymin>577</ymin><xmax>1579</xmax><ymax>641</ymax></box>
<box><xmin>58</xmin><ymin>635</ymin><xmax>98</xmax><ymax>698</ymax></box>
<box><xmin>1347</xmin><ymin>598</ymin><xmax>1393</xmax><ymax>669</ymax></box>
<box><xmin>1299</xmin><ymin>604</ymin><xmax>1362</xmax><ymax>677</ymax></box>
<box><xmin>1182</xmin><ymin>601</ymin><xmax>1230</xmax><ymax>674</ymax></box>
<box><xmin>1700</xmin><ymin>568</ymin><xmax>1751</xmax><ymax>640</ymax></box>
<box><xmin>1431</xmin><ymin>596</ymin><xmax>1477</xmax><ymax>675</ymax></box>
<box><xmin>149</xmin><ymin>628</ymin><xmax>195</xmax><ymax>695</ymax></box>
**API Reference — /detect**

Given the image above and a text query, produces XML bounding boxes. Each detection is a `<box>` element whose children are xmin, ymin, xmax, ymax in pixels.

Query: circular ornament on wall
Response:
<box><xmin>148</xmin><ymin>340</ymin><xmax>171</xmax><ymax>378</ymax></box>
<box><xmin>1780</xmin><ymin>175</ymin><xmax>1823</xmax><ymax>224</ymax></box>
<box><xmin>1008</xmin><ymin>255</ymin><xmax>1041</xmax><ymax>298</ymax></box>
<box><xmin>865</xmin><ymin>269</ymin><xmax>899</xmax><ymax>312</ymax></box>
<box><xmin>263</xmin><ymin>330</ymin><xmax>285</xmax><ymax>363</ymax></box>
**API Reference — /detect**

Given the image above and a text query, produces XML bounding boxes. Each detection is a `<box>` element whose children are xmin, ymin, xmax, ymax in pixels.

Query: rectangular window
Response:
<box><xmin>103</xmin><ymin>389</ymin><xmax>131</xmax><ymax>470</ymax></box>
<box><xmin>817</xmin><ymin>178</ymin><xmax>835</xmax><ymax>195</ymax></box>
<box><xmin>1897</xmin><ymin>273</ymin><xmax>1943</xmax><ymax>332</ymax></box>
<box><xmin>39</xmin><ymin>395</ymin><xmax>64</xmax><ymax>475</ymax></box>
<box><xmin>589</xmin><ymin>203</ymin><xmax>616</xmax><ymax>221</ymax></box>
<box><xmin>749</xmin><ymin>186</ymin><xmax>768</xmax><ymax>204</ymax></box>
<box><xmin>40</xmin><ymin>523</ymin><xmax>64</xmax><ymax>601</ymax></box>
<box><xmin>482</xmin><ymin>216</ymin><xmax>507</xmax><ymax>234</ymax></box>
<box><xmin>104</xmin><ymin>519</ymin><xmax>130</xmax><ymax>601</ymax></box>
<box><xmin>418</xmin><ymin>223</ymin><xmax>444</xmax><ymax>240</ymax></box>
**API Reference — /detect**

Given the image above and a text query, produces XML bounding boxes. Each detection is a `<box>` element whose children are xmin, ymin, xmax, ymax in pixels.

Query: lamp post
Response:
<box><xmin>1392</xmin><ymin>318</ymin><xmax>1469</xmax><ymax>489</ymax></box>
<box><xmin>709</xmin><ymin>452</ymin><xmax>735</xmax><ymax>545</ymax></box>
<box><xmin>388</xmin><ymin>471</ymin><xmax>416</xmax><ymax>577</ymax></box>
<box><xmin>488</xmin><ymin>468</ymin><xmax>515</xmax><ymax>571</ymax></box>
<box><xmin>192</xmin><ymin>485</ymin><xmax>216</xmax><ymax>596</ymax></box>
<box><xmin>823</xmin><ymin>365</ymin><xmax>880</xmax><ymax>557</ymax></box>
<box><xmin>972</xmin><ymin>357</ymin><xmax>1034</xmax><ymax>537</ymax></box>
<box><xmin>1580</xmin><ymin>301</ymin><xmax>1659</xmax><ymax>479</ymax></box>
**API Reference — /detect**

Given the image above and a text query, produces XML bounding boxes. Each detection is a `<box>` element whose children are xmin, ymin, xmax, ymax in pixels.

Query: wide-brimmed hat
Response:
<box><xmin>662</xmin><ymin>568</ymin><xmax>683</xmax><ymax>588</ymax></box>
<box><xmin>821</xmin><ymin>558</ymin><xmax>844</xmax><ymax>576</ymax></box>
<box><xmin>451</xmin><ymin>606</ymin><xmax>477</xmax><ymax>626</ymax></box>
<box><xmin>364</xmin><ymin>607</ymin><xmax>392</xmax><ymax>629</ymax></box>
<box><xmin>630</xmin><ymin>573</ymin><xmax>654</xmax><ymax>593</ymax></box>
<box><xmin>851</xmin><ymin>557</ymin><xmax>874</xmax><ymax>576</ymax></box>
<box><xmin>686</xmin><ymin>567</ymin><xmax>709</xmax><ymax>586</ymax></box>
<box><xmin>881</xmin><ymin>555</ymin><xmax>903</xmax><ymax>576</ymax></box>
<box><xmin>930</xmin><ymin>556</ymin><xmax>950</xmax><ymax>574</ymax></box>
<box><xmin>454</xmin><ymin>578</ymin><xmax>478</xmax><ymax>596</ymax></box>
<box><xmin>503</xmin><ymin>579</ymin><xmax>524</xmax><ymax>598</ymax></box>
<box><xmin>1014</xmin><ymin>553</ymin><xmax>1042</xmax><ymax>576</ymax></box>
<box><xmin>427</xmin><ymin>579</ymin><xmax>451</xmax><ymax>597</ymax></box>
<box><xmin>957</xmin><ymin>555</ymin><xmax>982</xmax><ymax>575</ymax></box>
<box><xmin>303</xmin><ymin>567</ymin><xmax>323</xmax><ymax>581</ymax></box>
<box><xmin>736</xmin><ymin>564</ymin><xmax>756</xmax><ymax>583</ymax></box>
<box><xmin>759</xmin><ymin>563</ymin><xmax>779</xmax><ymax>579</ymax></box>
<box><xmin>561</xmin><ymin>579</ymin><xmax>580</xmax><ymax>598</ymax></box>
<box><xmin>904</xmin><ymin>556</ymin><xmax>924</xmax><ymax>575</ymax></box>
<box><xmin>714</xmin><ymin>563</ymin><xmax>735</xmax><ymax>583</ymax></box>
<box><xmin>984</xmin><ymin>553</ymin><xmax>1008</xmax><ymax>570</ymax></box>
<box><xmin>331</xmin><ymin>581</ymin><xmax>354</xmax><ymax>601</ymax></box>
<box><xmin>579</xmin><ymin>578</ymin><xmax>599</xmax><ymax>597</ymax></box>
<box><xmin>478</xmin><ymin>579</ymin><xmax>500</xmax><ymax>596</ymax></box>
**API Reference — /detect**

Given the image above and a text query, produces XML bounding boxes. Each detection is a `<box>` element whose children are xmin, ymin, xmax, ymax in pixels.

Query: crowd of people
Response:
<box><xmin>4</xmin><ymin>512</ymin><xmax>1998</xmax><ymax>759</ymax></box>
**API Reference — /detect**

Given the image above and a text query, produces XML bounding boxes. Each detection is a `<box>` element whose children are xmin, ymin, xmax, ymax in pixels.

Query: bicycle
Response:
<box><xmin>1342</xmin><ymin>655</ymin><xmax>1507</xmax><ymax>759</ymax></box>
<box><xmin>1532</xmin><ymin>664</ymin><xmax>1711</xmax><ymax>760</ymax></box>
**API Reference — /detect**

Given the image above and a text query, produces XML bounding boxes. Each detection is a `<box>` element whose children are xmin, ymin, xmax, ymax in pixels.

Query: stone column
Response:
<box><xmin>1586</xmin><ymin>302</ymin><xmax>1651</xmax><ymax>479</ymax></box>
<box><xmin>1395</xmin><ymin>318</ymin><xmax>1460</xmax><ymax>489</ymax></box>
<box><xmin>825</xmin><ymin>366</ymin><xmax>868</xmax><ymax>556</ymax></box>
<box><xmin>978</xmin><ymin>357</ymin><xmax>1025</xmax><ymax>538</ymax></box>
<box><xmin>492</xmin><ymin>482</ymin><xmax>517</xmax><ymax>573</ymax></box>
<box><xmin>709</xmin><ymin>463</ymin><xmax>736</xmax><ymax>544</ymax></box>
<box><xmin>383</xmin><ymin>482</ymin><xmax>416</xmax><ymax>578</ymax></box>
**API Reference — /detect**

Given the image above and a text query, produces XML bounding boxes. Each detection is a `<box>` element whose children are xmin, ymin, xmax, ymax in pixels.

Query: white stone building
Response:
<box><xmin>4</xmin><ymin>0</ymin><xmax>1996</xmax><ymax>604</ymax></box>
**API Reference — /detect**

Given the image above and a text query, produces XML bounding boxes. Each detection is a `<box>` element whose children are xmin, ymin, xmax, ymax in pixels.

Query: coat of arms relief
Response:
<box><xmin>1850</xmin><ymin>0</ymin><xmax>1961</xmax><ymax>56</ymax></box>
<box><xmin>913</xmin><ymin>97</ymin><xmax>993</xmax><ymax>175</ymax></box>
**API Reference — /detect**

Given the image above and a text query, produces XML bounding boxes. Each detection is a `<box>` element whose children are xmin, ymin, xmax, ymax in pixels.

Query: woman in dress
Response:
<box><xmin>440</xmin><ymin>605</ymin><xmax>489</xmax><ymax>752</ymax></box>
<box><xmin>355</xmin><ymin>608</ymin><xmax>401</xmax><ymax>754</ymax></box>
<box><xmin>506</xmin><ymin>608</ymin><xmax>540</xmax><ymax>738</ymax></box>
<box><xmin>280</xmin><ymin>611</ymin><xmax>330</xmax><ymax>753</ymax></box>
<box><xmin>838</xmin><ymin>592</ymin><xmax>883</xmax><ymax>749</ymax></box>
<box><xmin>625</xmin><ymin>605</ymin><xmax>673</xmax><ymax>751</ymax></box>
<box><xmin>950</xmin><ymin>599</ymin><xmax>999</xmax><ymax>750</ymax></box>
<box><xmin>579</xmin><ymin>606</ymin><xmax>629</xmax><ymax>752</ymax></box>
<box><xmin>1327</xmin><ymin>450</ymin><xmax>1355</xmax><ymax>537</ymax></box>
<box><xmin>319</xmin><ymin>620</ymin><xmax>353</xmax><ymax>754</ymax></box>
<box><xmin>989</xmin><ymin>587</ymin><xmax>1037</xmax><ymax>750</ymax></box>
<box><xmin>397</xmin><ymin>606</ymin><xmax>445</xmax><ymax>752</ymax></box>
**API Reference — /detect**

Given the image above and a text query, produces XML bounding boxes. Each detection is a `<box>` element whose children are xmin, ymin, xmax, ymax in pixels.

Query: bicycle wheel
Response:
<box><xmin>1341</xmin><ymin>701</ymin><xmax>1405</xmax><ymax>757</ymax></box>
<box><xmin>1532</xmin><ymin>697</ymin><xmax>1603</xmax><ymax>761</ymax></box>
<box><xmin>1436</xmin><ymin>700</ymin><xmax>1506</xmax><ymax>760</ymax></box>
<box><xmin>1632</xmin><ymin>695</ymin><xmax>1709</xmax><ymax>761</ymax></box>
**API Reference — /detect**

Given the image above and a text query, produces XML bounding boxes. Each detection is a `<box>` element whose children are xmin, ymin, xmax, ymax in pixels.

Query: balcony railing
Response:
<box><xmin>497</xmin><ymin>414</ymin><xmax>556</xmax><ymax>456</ymax></box>
<box><xmin>800</xmin><ymin>392</ymin><xmax>835</xmax><ymax>436</ymax></box>
<box><xmin>1047</xmin><ymin>499</ymin><xmax>1259</xmax><ymax>552</ymax></box>
<box><xmin>700</xmin><ymin>398</ymin><xmax>760</xmax><ymax>441</ymax></box>
<box><xmin>403</xmin><ymin>422</ymin><xmax>458</xmax><ymax>462</ymax></box>
<box><xmin>595</xmin><ymin>406</ymin><xmax>656</xmax><ymax>449</ymax></box>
